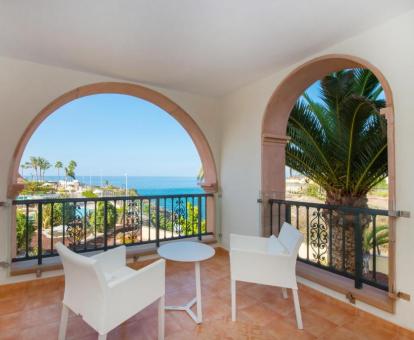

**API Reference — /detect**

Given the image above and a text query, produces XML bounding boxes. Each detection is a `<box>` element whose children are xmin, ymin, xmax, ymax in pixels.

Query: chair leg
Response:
<box><xmin>292</xmin><ymin>289</ymin><xmax>303</xmax><ymax>330</ymax></box>
<box><xmin>158</xmin><ymin>295</ymin><xmax>165</xmax><ymax>340</ymax></box>
<box><xmin>58</xmin><ymin>304</ymin><xmax>69</xmax><ymax>340</ymax></box>
<box><xmin>98</xmin><ymin>334</ymin><xmax>107</xmax><ymax>340</ymax></box>
<box><xmin>282</xmin><ymin>288</ymin><xmax>288</xmax><ymax>299</ymax></box>
<box><xmin>231</xmin><ymin>279</ymin><xmax>236</xmax><ymax>321</ymax></box>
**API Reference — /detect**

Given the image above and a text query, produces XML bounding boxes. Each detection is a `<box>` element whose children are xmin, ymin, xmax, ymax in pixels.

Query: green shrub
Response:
<box><xmin>16</xmin><ymin>210</ymin><xmax>35</xmax><ymax>251</ymax></box>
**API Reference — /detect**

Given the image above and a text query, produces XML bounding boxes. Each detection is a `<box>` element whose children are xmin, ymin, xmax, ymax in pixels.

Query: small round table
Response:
<box><xmin>157</xmin><ymin>241</ymin><xmax>215</xmax><ymax>324</ymax></box>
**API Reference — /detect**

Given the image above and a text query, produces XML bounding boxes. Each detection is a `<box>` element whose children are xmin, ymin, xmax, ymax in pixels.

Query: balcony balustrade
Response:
<box><xmin>269</xmin><ymin>199</ymin><xmax>392</xmax><ymax>291</ymax></box>
<box><xmin>12</xmin><ymin>193</ymin><xmax>212</xmax><ymax>265</ymax></box>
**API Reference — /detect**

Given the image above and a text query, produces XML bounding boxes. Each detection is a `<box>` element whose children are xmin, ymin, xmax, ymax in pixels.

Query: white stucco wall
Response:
<box><xmin>0</xmin><ymin>56</ymin><xmax>221</xmax><ymax>281</ymax></box>
<box><xmin>219</xmin><ymin>10</ymin><xmax>414</xmax><ymax>330</ymax></box>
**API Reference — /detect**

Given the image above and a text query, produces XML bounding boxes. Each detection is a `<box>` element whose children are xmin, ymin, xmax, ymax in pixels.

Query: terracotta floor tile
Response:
<box><xmin>342</xmin><ymin>316</ymin><xmax>398</xmax><ymax>340</ymax></box>
<box><xmin>0</xmin><ymin>312</ymin><xmax>22</xmax><ymax>331</ymax></box>
<box><xmin>0</xmin><ymin>249</ymin><xmax>412</xmax><ymax>339</ymax></box>
<box><xmin>20</xmin><ymin>303</ymin><xmax>61</xmax><ymax>329</ymax></box>
<box><xmin>20</xmin><ymin>321</ymin><xmax>60</xmax><ymax>340</ymax></box>
<box><xmin>281</xmin><ymin>305</ymin><xmax>338</xmax><ymax>338</ymax></box>
<box><xmin>304</xmin><ymin>296</ymin><xmax>355</xmax><ymax>326</ymax></box>
<box><xmin>0</xmin><ymin>327</ymin><xmax>22</xmax><ymax>340</ymax></box>
<box><xmin>0</xmin><ymin>297</ymin><xmax>25</xmax><ymax>315</ymax></box>
<box><xmin>316</xmin><ymin>326</ymin><xmax>359</xmax><ymax>340</ymax></box>
<box><xmin>394</xmin><ymin>334</ymin><xmax>414</xmax><ymax>340</ymax></box>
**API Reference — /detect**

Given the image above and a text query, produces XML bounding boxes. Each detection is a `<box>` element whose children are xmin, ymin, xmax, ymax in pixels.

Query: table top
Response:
<box><xmin>157</xmin><ymin>241</ymin><xmax>215</xmax><ymax>262</ymax></box>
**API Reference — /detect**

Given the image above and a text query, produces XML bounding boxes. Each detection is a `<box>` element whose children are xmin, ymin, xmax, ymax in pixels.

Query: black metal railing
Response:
<box><xmin>269</xmin><ymin>199</ymin><xmax>391</xmax><ymax>291</ymax></box>
<box><xmin>13</xmin><ymin>193</ymin><xmax>212</xmax><ymax>264</ymax></box>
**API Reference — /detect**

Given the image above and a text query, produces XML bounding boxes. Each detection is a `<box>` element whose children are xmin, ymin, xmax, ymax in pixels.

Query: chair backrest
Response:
<box><xmin>56</xmin><ymin>243</ymin><xmax>107</xmax><ymax>316</ymax></box>
<box><xmin>278</xmin><ymin>222</ymin><xmax>304</xmax><ymax>257</ymax></box>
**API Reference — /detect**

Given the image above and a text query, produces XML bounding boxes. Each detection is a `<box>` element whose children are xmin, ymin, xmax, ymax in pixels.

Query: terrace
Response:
<box><xmin>1</xmin><ymin>249</ymin><xmax>412</xmax><ymax>340</ymax></box>
<box><xmin>1</xmin><ymin>1</ymin><xmax>414</xmax><ymax>339</ymax></box>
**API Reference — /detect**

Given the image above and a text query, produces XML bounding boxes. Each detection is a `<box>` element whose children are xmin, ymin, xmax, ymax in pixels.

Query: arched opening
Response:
<box><xmin>8</xmin><ymin>82</ymin><xmax>218</xmax><ymax>197</ymax></box>
<box><xmin>261</xmin><ymin>54</ymin><xmax>396</xmax><ymax>297</ymax></box>
<box><xmin>8</xmin><ymin>82</ymin><xmax>218</xmax><ymax>264</ymax></box>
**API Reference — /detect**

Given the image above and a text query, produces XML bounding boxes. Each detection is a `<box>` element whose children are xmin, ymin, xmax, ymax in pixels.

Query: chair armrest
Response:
<box><xmin>230</xmin><ymin>233</ymin><xmax>268</xmax><ymax>252</ymax></box>
<box><xmin>92</xmin><ymin>245</ymin><xmax>126</xmax><ymax>274</ymax></box>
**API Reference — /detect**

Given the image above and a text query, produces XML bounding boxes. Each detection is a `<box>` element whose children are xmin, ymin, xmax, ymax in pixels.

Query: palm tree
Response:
<box><xmin>29</xmin><ymin>156</ymin><xmax>40</xmax><ymax>181</ymax></box>
<box><xmin>23</xmin><ymin>161</ymin><xmax>33</xmax><ymax>180</ymax></box>
<box><xmin>67</xmin><ymin>160</ymin><xmax>77</xmax><ymax>180</ymax></box>
<box><xmin>20</xmin><ymin>163</ymin><xmax>27</xmax><ymax>178</ymax></box>
<box><xmin>55</xmin><ymin>161</ymin><xmax>63</xmax><ymax>179</ymax></box>
<box><xmin>286</xmin><ymin>69</ymin><xmax>387</xmax><ymax>272</ymax></box>
<box><xmin>362</xmin><ymin>226</ymin><xmax>389</xmax><ymax>275</ymax></box>
<box><xmin>38</xmin><ymin>158</ymin><xmax>51</xmax><ymax>182</ymax></box>
<box><xmin>197</xmin><ymin>167</ymin><xmax>204</xmax><ymax>183</ymax></box>
<box><xmin>363</xmin><ymin>225</ymin><xmax>388</xmax><ymax>255</ymax></box>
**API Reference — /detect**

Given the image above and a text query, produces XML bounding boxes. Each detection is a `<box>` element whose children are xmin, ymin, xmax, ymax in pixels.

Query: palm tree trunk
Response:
<box><xmin>325</xmin><ymin>193</ymin><xmax>369</xmax><ymax>274</ymax></box>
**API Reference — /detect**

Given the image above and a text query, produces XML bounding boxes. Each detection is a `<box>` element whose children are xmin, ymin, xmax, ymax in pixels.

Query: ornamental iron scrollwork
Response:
<box><xmin>66</xmin><ymin>203</ymin><xmax>85</xmax><ymax>250</ymax></box>
<box><xmin>126</xmin><ymin>200</ymin><xmax>142</xmax><ymax>242</ymax></box>
<box><xmin>309</xmin><ymin>208</ymin><xmax>329</xmax><ymax>264</ymax></box>
<box><xmin>173</xmin><ymin>197</ymin><xmax>186</xmax><ymax>234</ymax></box>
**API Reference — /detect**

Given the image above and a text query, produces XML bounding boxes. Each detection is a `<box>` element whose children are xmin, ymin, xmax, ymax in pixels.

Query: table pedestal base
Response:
<box><xmin>165</xmin><ymin>297</ymin><xmax>200</xmax><ymax>324</ymax></box>
<box><xmin>165</xmin><ymin>261</ymin><xmax>203</xmax><ymax>324</ymax></box>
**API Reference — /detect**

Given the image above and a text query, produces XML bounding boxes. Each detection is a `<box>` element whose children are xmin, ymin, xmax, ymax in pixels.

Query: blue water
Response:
<box><xmin>43</xmin><ymin>176</ymin><xmax>204</xmax><ymax>195</ymax></box>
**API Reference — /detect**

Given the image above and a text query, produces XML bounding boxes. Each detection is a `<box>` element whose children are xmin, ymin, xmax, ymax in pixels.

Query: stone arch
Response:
<box><xmin>8</xmin><ymin>82</ymin><xmax>218</xmax><ymax>197</ymax></box>
<box><xmin>261</xmin><ymin>54</ymin><xmax>396</xmax><ymax>292</ymax></box>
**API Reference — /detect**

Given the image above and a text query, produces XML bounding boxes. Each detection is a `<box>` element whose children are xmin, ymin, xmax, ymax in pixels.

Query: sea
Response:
<box><xmin>42</xmin><ymin>176</ymin><xmax>204</xmax><ymax>195</ymax></box>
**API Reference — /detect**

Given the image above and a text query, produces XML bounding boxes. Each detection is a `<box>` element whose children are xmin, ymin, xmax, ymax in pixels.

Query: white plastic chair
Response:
<box><xmin>230</xmin><ymin>222</ymin><xmax>304</xmax><ymax>329</ymax></box>
<box><xmin>56</xmin><ymin>243</ymin><xmax>166</xmax><ymax>340</ymax></box>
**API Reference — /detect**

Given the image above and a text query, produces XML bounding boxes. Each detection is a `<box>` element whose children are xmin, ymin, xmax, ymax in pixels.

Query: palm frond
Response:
<box><xmin>287</xmin><ymin>68</ymin><xmax>387</xmax><ymax>199</ymax></box>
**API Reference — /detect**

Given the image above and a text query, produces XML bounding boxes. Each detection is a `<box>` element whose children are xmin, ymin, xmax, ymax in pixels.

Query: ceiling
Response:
<box><xmin>0</xmin><ymin>0</ymin><xmax>413</xmax><ymax>96</ymax></box>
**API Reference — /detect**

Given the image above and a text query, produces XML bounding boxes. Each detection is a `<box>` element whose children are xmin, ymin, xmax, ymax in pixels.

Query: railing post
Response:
<box><xmin>156</xmin><ymin>198</ymin><xmax>160</xmax><ymax>247</ymax></box>
<box><xmin>285</xmin><ymin>204</ymin><xmax>291</xmax><ymax>224</ymax></box>
<box><xmin>37</xmin><ymin>203</ymin><xmax>42</xmax><ymax>265</ymax></box>
<box><xmin>62</xmin><ymin>202</ymin><xmax>65</xmax><ymax>245</ymax></box>
<box><xmin>354</xmin><ymin>214</ymin><xmax>363</xmax><ymax>289</ymax></box>
<box><xmin>198</xmin><ymin>196</ymin><xmax>202</xmax><ymax>241</ymax></box>
<box><xmin>269</xmin><ymin>200</ymin><xmax>273</xmax><ymax>235</ymax></box>
<box><xmin>104</xmin><ymin>200</ymin><xmax>108</xmax><ymax>251</ymax></box>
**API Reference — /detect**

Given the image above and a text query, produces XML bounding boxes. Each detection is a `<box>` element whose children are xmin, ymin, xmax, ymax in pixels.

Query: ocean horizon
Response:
<box><xmin>40</xmin><ymin>175</ymin><xmax>204</xmax><ymax>195</ymax></box>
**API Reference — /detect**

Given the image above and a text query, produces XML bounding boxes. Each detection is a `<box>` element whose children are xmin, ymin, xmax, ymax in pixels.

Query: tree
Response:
<box><xmin>65</xmin><ymin>160</ymin><xmax>77</xmax><ymax>180</ymax></box>
<box><xmin>197</xmin><ymin>167</ymin><xmax>204</xmax><ymax>183</ymax></box>
<box><xmin>20</xmin><ymin>181</ymin><xmax>56</xmax><ymax>195</ymax></box>
<box><xmin>55</xmin><ymin>161</ymin><xmax>63</xmax><ymax>179</ymax></box>
<box><xmin>90</xmin><ymin>201</ymin><xmax>116</xmax><ymax>233</ymax></box>
<box><xmin>150</xmin><ymin>201</ymin><xmax>206</xmax><ymax>235</ymax></box>
<box><xmin>363</xmin><ymin>225</ymin><xmax>388</xmax><ymax>255</ymax></box>
<box><xmin>41</xmin><ymin>202</ymin><xmax>77</xmax><ymax>229</ymax></box>
<box><xmin>37</xmin><ymin>157</ymin><xmax>51</xmax><ymax>181</ymax></box>
<box><xmin>362</xmin><ymin>225</ymin><xmax>389</xmax><ymax>276</ymax></box>
<box><xmin>23</xmin><ymin>162</ymin><xmax>33</xmax><ymax>180</ymax></box>
<box><xmin>286</xmin><ymin>69</ymin><xmax>387</xmax><ymax>272</ymax></box>
<box><xmin>20</xmin><ymin>163</ymin><xmax>27</xmax><ymax>177</ymax></box>
<box><xmin>82</xmin><ymin>190</ymin><xmax>98</xmax><ymax>198</ymax></box>
<box><xmin>29</xmin><ymin>156</ymin><xmax>40</xmax><ymax>181</ymax></box>
<box><xmin>16</xmin><ymin>210</ymin><xmax>35</xmax><ymax>253</ymax></box>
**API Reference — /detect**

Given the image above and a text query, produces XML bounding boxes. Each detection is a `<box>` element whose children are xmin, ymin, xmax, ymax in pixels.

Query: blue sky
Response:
<box><xmin>21</xmin><ymin>94</ymin><xmax>201</xmax><ymax>177</ymax></box>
